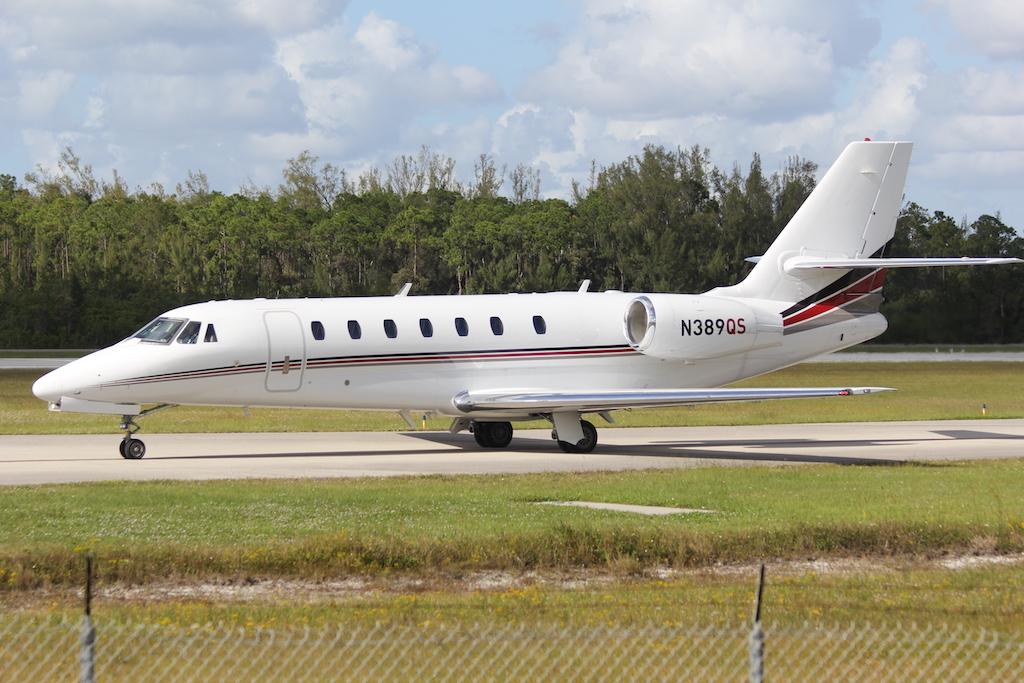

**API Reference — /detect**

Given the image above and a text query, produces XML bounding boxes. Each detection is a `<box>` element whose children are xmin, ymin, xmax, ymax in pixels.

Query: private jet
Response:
<box><xmin>32</xmin><ymin>141</ymin><xmax>1021</xmax><ymax>458</ymax></box>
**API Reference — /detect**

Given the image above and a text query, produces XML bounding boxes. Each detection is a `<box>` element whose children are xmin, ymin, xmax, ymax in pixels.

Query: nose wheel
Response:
<box><xmin>115</xmin><ymin>404</ymin><xmax>174</xmax><ymax>459</ymax></box>
<box><xmin>119</xmin><ymin>437</ymin><xmax>146</xmax><ymax>460</ymax></box>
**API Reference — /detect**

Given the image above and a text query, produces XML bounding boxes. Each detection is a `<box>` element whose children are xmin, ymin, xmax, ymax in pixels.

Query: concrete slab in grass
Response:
<box><xmin>538</xmin><ymin>501</ymin><xmax>715</xmax><ymax>516</ymax></box>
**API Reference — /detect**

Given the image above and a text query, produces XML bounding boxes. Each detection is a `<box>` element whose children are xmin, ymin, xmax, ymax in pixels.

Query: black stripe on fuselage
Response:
<box><xmin>779</xmin><ymin>241</ymin><xmax>892</xmax><ymax>318</ymax></box>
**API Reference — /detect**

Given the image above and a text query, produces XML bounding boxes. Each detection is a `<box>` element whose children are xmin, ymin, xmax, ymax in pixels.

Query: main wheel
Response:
<box><xmin>473</xmin><ymin>421</ymin><xmax>514</xmax><ymax>448</ymax></box>
<box><xmin>122</xmin><ymin>438</ymin><xmax>146</xmax><ymax>460</ymax></box>
<box><xmin>557</xmin><ymin>420</ymin><xmax>598</xmax><ymax>454</ymax></box>
<box><xmin>118</xmin><ymin>439</ymin><xmax>128</xmax><ymax>458</ymax></box>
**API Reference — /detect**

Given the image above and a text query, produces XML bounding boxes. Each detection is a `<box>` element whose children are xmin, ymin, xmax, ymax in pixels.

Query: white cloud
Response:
<box><xmin>233</xmin><ymin>0</ymin><xmax>334</xmax><ymax>36</ymax></box>
<box><xmin>0</xmin><ymin>0</ymin><xmax>1021</xmax><ymax>226</ymax></box>
<box><xmin>933</xmin><ymin>0</ymin><xmax>1024</xmax><ymax>60</ymax></box>
<box><xmin>839</xmin><ymin>38</ymin><xmax>928</xmax><ymax>142</ymax></box>
<box><xmin>957</xmin><ymin>68</ymin><xmax>1024</xmax><ymax>115</ymax></box>
<box><xmin>273</xmin><ymin>13</ymin><xmax>501</xmax><ymax>158</ymax></box>
<box><xmin>17</xmin><ymin>70</ymin><xmax>74</xmax><ymax>119</ymax></box>
<box><xmin>524</xmin><ymin>0</ymin><xmax>879</xmax><ymax>120</ymax></box>
<box><xmin>83</xmin><ymin>96</ymin><xmax>105</xmax><ymax>129</ymax></box>
<box><xmin>353</xmin><ymin>13</ymin><xmax>423</xmax><ymax>71</ymax></box>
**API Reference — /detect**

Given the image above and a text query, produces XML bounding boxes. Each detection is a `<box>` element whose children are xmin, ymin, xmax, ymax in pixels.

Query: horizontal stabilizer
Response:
<box><xmin>785</xmin><ymin>256</ymin><xmax>1022</xmax><ymax>272</ymax></box>
<box><xmin>453</xmin><ymin>387</ymin><xmax>892</xmax><ymax>414</ymax></box>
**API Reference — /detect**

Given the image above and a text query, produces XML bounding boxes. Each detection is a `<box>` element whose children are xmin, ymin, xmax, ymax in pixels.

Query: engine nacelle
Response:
<box><xmin>623</xmin><ymin>294</ymin><xmax>783</xmax><ymax>361</ymax></box>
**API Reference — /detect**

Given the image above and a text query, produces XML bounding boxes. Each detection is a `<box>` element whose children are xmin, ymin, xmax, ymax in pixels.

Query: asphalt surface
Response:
<box><xmin>2</xmin><ymin>420</ymin><xmax>1022</xmax><ymax>486</ymax></box>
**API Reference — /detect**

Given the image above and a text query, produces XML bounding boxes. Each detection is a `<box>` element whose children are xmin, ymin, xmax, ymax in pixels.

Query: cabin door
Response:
<box><xmin>263</xmin><ymin>311</ymin><xmax>306</xmax><ymax>392</ymax></box>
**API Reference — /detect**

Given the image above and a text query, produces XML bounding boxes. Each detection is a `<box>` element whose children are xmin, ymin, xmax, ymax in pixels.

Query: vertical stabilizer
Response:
<box><xmin>715</xmin><ymin>141</ymin><xmax>912</xmax><ymax>303</ymax></box>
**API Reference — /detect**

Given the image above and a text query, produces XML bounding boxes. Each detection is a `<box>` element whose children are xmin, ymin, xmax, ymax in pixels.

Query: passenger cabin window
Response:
<box><xmin>533</xmin><ymin>315</ymin><xmax>547</xmax><ymax>334</ymax></box>
<box><xmin>490</xmin><ymin>316</ymin><xmax>504</xmax><ymax>336</ymax></box>
<box><xmin>311</xmin><ymin>320</ymin><xmax>325</xmax><ymax>341</ymax></box>
<box><xmin>384</xmin><ymin>319</ymin><xmax>398</xmax><ymax>339</ymax></box>
<box><xmin>348</xmin><ymin>320</ymin><xmax>362</xmax><ymax>339</ymax></box>
<box><xmin>204</xmin><ymin>324</ymin><xmax>218</xmax><ymax>343</ymax></box>
<box><xmin>455</xmin><ymin>317</ymin><xmax>469</xmax><ymax>337</ymax></box>
<box><xmin>419</xmin><ymin>318</ymin><xmax>433</xmax><ymax>338</ymax></box>
<box><xmin>134</xmin><ymin>317</ymin><xmax>186</xmax><ymax>344</ymax></box>
<box><xmin>176</xmin><ymin>321</ymin><xmax>201</xmax><ymax>344</ymax></box>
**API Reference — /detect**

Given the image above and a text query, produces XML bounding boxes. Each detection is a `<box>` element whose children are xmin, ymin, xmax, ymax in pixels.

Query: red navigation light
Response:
<box><xmin>864</xmin><ymin>137</ymin><xmax>872</xmax><ymax>141</ymax></box>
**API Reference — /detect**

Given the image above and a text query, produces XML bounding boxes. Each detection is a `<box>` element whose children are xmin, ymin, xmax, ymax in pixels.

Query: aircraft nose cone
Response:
<box><xmin>32</xmin><ymin>368</ymin><xmax>65</xmax><ymax>403</ymax></box>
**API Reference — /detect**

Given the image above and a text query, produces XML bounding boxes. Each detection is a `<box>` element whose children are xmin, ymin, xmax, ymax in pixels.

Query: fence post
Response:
<box><xmin>80</xmin><ymin>553</ymin><xmax>95</xmax><ymax>683</ymax></box>
<box><xmin>748</xmin><ymin>563</ymin><xmax>765</xmax><ymax>683</ymax></box>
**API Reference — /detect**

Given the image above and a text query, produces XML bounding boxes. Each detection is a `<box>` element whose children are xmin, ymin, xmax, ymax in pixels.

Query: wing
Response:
<box><xmin>452</xmin><ymin>386</ymin><xmax>892</xmax><ymax>414</ymax></box>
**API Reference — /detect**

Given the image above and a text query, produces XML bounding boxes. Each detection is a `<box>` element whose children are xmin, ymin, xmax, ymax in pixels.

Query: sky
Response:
<box><xmin>1</xmin><ymin>0</ymin><xmax>1022</xmax><ymax>226</ymax></box>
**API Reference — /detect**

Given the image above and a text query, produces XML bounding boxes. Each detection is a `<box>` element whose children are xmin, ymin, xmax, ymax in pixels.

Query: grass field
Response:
<box><xmin>5</xmin><ymin>561</ymin><xmax>1020</xmax><ymax>681</ymax></box>
<box><xmin>0</xmin><ymin>349</ymin><xmax>94</xmax><ymax>358</ymax></box>
<box><xmin>3</xmin><ymin>461</ymin><xmax>1024</xmax><ymax>590</ymax></box>
<box><xmin>4</xmin><ymin>361</ymin><xmax>1023</xmax><ymax>434</ymax></box>
<box><xmin>6</xmin><ymin>562</ymin><xmax>1024</xmax><ymax>630</ymax></box>
<box><xmin>843</xmin><ymin>343</ymin><xmax>1024</xmax><ymax>353</ymax></box>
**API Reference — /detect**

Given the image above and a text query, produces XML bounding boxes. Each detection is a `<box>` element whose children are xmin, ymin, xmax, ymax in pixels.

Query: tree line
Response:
<box><xmin>0</xmin><ymin>146</ymin><xmax>1020</xmax><ymax>348</ymax></box>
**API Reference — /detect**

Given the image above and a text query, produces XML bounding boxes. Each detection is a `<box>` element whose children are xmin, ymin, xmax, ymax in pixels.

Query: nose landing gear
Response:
<box><xmin>116</xmin><ymin>404</ymin><xmax>175</xmax><ymax>459</ymax></box>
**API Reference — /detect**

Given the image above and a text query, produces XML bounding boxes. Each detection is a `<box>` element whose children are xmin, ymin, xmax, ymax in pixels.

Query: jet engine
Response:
<box><xmin>623</xmin><ymin>294</ymin><xmax>783</xmax><ymax>361</ymax></box>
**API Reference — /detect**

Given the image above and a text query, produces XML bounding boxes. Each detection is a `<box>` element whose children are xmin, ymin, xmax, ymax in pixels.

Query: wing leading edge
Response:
<box><xmin>453</xmin><ymin>386</ymin><xmax>893</xmax><ymax>414</ymax></box>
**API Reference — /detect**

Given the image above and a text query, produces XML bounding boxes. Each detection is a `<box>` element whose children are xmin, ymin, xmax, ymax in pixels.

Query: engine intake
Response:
<box><xmin>623</xmin><ymin>294</ymin><xmax>782</xmax><ymax>361</ymax></box>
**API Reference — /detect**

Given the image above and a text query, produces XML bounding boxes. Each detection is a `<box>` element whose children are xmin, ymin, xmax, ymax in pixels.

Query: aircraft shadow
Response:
<box><xmin>401</xmin><ymin>432</ymin><xmax>907</xmax><ymax>466</ymax></box>
<box><xmin>15</xmin><ymin>428</ymin><xmax>1016</xmax><ymax>466</ymax></box>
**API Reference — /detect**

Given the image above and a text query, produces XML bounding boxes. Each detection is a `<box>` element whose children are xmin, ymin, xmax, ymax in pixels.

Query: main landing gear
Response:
<box><xmin>468</xmin><ymin>417</ymin><xmax>600</xmax><ymax>453</ymax></box>
<box><xmin>117</xmin><ymin>404</ymin><xmax>175</xmax><ymax>459</ymax></box>
<box><xmin>555</xmin><ymin>420</ymin><xmax>598</xmax><ymax>454</ymax></box>
<box><xmin>472</xmin><ymin>421</ymin><xmax>514</xmax><ymax>448</ymax></box>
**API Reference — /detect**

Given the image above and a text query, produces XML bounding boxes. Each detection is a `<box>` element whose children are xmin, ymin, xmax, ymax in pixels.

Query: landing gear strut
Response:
<box><xmin>472</xmin><ymin>421</ymin><xmax>514</xmax><ymax>448</ymax></box>
<box><xmin>116</xmin><ymin>404</ymin><xmax>175</xmax><ymax>459</ymax></box>
<box><xmin>118</xmin><ymin>415</ymin><xmax>146</xmax><ymax>460</ymax></box>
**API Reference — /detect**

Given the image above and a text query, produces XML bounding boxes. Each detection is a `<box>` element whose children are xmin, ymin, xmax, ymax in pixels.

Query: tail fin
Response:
<box><xmin>716</xmin><ymin>141</ymin><xmax>913</xmax><ymax>303</ymax></box>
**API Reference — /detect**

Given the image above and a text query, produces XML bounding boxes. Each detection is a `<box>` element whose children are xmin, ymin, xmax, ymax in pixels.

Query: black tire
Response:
<box><xmin>557</xmin><ymin>420</ymin><xmax>598</xmax><ymax>454</ymax></box>
<box><xmin>487</xmin><ymin>421</ymin><xmax>513</xmax><ymax>448</ymax></box>
<box><xmin>473</xmin><ymin>421</ymin><xmax>514</xmax><ymax>448</ymax></box>
<box><xmin>118</xmin><ymin>439</ymin><xmax>128</xmax><ymax>459</ymax></box>
<box><xmin>123</xmin><ymin>438</ymin><xmax>146</xmax><ymax>460</ymax></box>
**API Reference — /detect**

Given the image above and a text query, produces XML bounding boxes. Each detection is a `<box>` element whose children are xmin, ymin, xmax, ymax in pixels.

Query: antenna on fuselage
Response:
<box><xmin>577</xmin><ymin>279</ymin><xmax>591</xmax><ymax>293</ymax></box>
<box><xmin>395</xmin><ymin>282</ymin><xmax>412</xmax><ymax>296</ymax></box>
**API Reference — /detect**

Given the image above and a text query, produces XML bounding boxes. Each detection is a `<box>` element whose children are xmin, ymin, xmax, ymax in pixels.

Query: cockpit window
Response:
<box><xmin>134</xmin><ymin>317</ymin><xmax>186</xmax><ymax>344</ymax></box>
<box><xmin>176</xmin><ymin>321</ymin><xmax>202</xmax><ymax>344</ymax></box>
<box><xmin>204</xmin><ymin>324</ymin><xmax>218</xmax><ymax>343</ymax></box>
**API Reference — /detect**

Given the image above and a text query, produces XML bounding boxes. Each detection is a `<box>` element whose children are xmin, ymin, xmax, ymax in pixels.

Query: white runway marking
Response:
<box><xmin>1</xmin><ymin>420</ymin><xmax>1022</xmax><ymax>486</ymax></box>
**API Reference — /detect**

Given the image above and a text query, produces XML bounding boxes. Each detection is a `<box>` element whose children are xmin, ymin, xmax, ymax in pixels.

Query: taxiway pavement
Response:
<box><xmin>2</xmin><ymin>420</ymin><xmax>1022</xmax><ymax>486</ymax></box>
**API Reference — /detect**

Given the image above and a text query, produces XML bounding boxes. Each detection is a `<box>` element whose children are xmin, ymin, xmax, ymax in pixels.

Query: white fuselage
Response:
<box><xmin>34</xmin><ymin>291</ymin><xmax>887</xmax><ymax>419</ymax></box>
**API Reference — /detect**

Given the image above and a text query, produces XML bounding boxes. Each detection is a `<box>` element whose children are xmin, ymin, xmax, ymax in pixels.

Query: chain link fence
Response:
<box><xmin>2</xmin><ymin>615</ymin><xmax>1023</xmax><ymax>682</ymax></box>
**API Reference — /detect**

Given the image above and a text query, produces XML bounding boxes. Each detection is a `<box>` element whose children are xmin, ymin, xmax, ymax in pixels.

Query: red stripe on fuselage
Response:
<box><xmin>783</xmin><ymin>269</ymin><xmax>887</xmax><ymax>327</ymax></box>
<box><xmin>105</xmin><ymin>345</ymin><xmax>639</xmax><ymax>387</ymax></box>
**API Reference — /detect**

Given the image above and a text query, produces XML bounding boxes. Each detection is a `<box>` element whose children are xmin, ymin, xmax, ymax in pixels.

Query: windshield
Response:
<box><xmin>133</xmin><ymin>317</ymin><xmax>186</xmax><ymax>344</ymax></box>
<box><xmin>176</xmin><ymin>320</ymin><xmax>202</xmax><ymax>344</ymax></box>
